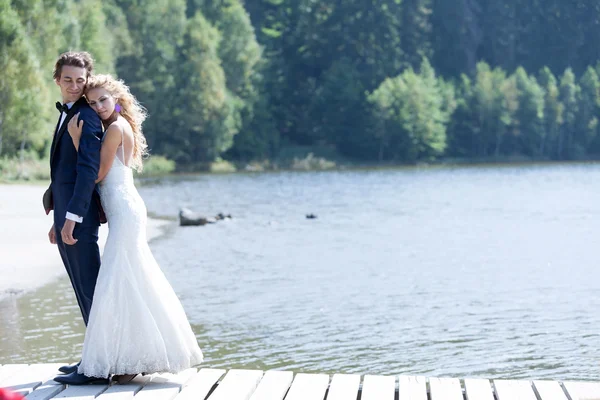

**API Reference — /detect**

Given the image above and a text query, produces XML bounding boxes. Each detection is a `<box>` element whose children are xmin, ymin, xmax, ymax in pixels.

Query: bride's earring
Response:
<box><xmin>115</xmin><ymin>104</ymin><xmax>121</xmax><ymax>113</ymax></box>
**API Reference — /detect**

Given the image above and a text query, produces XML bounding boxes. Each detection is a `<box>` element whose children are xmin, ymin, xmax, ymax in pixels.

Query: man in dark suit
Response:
<box><xmin>43</xmin><ymin>51</ymin><xmax>106</xmax><ymax>384</ymax></box>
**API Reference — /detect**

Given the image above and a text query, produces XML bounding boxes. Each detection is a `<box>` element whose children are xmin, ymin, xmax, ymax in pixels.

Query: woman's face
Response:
<box><xmin>86</xmin><ymin>87</ymin><xmax>116</xmax><ymax>120</ymax></box>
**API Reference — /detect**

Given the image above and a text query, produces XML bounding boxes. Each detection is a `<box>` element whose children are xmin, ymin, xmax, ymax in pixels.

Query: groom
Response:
<box><xmin>42</xmin><ymin>51</ymin><xmax>106</xmax><ymax>385</ymax></box>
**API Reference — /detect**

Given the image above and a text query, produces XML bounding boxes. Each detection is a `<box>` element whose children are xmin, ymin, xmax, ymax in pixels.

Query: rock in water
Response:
<box><xmin>179</xmin><ymin>208</ymin><xmax>211</xmax><ymax>226</ymax></box>
<box><xmin>179</xmin><ymin>208</ymin><xmax>232</xmax><ymax>226</ymax></box>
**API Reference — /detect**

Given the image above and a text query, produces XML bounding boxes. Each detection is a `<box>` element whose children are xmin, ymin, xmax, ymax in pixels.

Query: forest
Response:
<box><xmin>2</xmin><ymin>0</ymin><xmax>600</xmax><ymax>176</ymax></box>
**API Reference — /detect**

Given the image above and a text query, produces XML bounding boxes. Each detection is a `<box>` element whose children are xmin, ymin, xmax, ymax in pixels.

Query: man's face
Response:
<box><xmin>55</xmin><ymin>65</ymin><xmax>87</xmax><ymax>103</ymax></box>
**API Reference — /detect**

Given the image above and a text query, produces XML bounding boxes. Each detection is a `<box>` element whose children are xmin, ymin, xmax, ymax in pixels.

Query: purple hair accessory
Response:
<box><xmin>115</xmin><ymin>104</ymin><xmax>121</xmax><ymax>113</ymax></box>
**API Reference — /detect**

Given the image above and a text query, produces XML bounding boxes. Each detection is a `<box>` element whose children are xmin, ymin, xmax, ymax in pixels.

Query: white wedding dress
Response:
<box><xmin>78</xmin><ymin>134</ymin><xmax>203</xmax><ymax>378</ymax></box>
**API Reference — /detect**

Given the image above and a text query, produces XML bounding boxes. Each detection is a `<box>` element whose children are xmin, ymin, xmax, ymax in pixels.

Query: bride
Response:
<box><xmin>57</xmin><ymin>74</ymin><xmax>203</xmax><ymax>384</ymax></box>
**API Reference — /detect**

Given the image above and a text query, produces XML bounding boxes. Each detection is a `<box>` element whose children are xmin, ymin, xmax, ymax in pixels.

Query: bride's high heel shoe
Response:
<box><xmin>112</xmin><ymin>374</ymin><xmax>137</xmax><ymax>384</ymax></box>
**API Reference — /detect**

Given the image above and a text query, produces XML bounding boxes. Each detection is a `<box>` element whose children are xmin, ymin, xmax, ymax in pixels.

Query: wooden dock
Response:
<box><xmin>2</xmin><ymin>363</ymin><xmax>600</xmax><ymax>400</ymax></box>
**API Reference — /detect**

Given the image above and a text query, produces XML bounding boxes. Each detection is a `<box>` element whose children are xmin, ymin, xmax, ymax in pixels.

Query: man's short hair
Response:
<box><xmin>53</xmin><ymin>51</ymin><xmax>94</xmax><ymax>80</ymax></box>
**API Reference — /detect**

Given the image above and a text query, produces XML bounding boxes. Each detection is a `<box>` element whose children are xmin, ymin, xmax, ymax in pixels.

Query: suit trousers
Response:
<box><xmin>55</xmin><ymin>223</ymin><xmax>101</xmax><ymax>325</ymax></box>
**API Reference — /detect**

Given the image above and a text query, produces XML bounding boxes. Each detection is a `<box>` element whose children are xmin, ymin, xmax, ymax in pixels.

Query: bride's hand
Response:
<box><xmin>67</xmin><ymin>113</ymin><xmax>84</xmax><ymax>150</ymax></box>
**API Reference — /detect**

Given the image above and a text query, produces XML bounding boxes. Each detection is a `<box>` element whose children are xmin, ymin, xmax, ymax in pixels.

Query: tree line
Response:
<box><xmin>2</xmin><ymin>0</ymin><xmax>600</xmax><ymax>171</ymax></box>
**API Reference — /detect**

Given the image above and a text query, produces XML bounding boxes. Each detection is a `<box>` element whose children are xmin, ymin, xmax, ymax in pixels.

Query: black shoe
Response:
<box><xmin>54</xmin><ymin>371</ymin><xmax>109</xmax><ymax>385</ymax></box>
<box><xmin>58</xmin><ymin>361</ymin><xmax>81</xmax><ymax>374</ymax></box>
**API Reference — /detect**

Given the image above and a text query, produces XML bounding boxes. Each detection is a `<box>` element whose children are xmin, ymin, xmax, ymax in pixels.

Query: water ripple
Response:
<box><xmin>2</xmin><ymin>165</ymin><xmax>600</xmax><ymax>380</ymax></box>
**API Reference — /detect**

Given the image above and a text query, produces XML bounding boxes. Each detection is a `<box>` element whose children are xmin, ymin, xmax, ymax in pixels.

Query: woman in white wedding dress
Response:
<box><xmin>67</xmin><ymin>74</ymin><xmax>203</xmax><ymax>381</ymax></box>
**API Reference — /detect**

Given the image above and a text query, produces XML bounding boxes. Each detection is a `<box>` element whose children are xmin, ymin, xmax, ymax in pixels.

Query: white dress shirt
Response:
<box><xmin>58</xmin><ymin>102</ymin><xmax>84</xmax><ymax>224</ymax></box>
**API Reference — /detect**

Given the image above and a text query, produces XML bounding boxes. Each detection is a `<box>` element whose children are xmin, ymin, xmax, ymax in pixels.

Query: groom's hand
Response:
<box><xmin>61</xmin><ymin>220</ymin><xmax>78</xmax><ymax>245</ymax></box>
<box><xmin>48</xmin><ymin>224</ymin><xmax>56</xmax><ymax>245</ymax></box>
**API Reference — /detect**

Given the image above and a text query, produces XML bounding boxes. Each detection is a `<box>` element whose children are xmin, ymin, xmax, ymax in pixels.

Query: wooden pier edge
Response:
<box><xmin>1</xmin><ymin>364</ymin><xmax>600</xmax><ymax>400</ymax></box>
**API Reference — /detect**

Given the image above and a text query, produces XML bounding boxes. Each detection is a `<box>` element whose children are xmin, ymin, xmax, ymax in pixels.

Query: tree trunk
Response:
<box><xmin>0</xmin><ymin>114</ymin><xmax>4</xmax><ymax>157</ymax></box>
<box><xmin>494</xmin><ymin>129</ymin><xmax>503</xmax><ymax>157</ymax></box>
<box><xmin>557</xmin><ymin>130</ymin><xmax>564</xmax><ymax>159</ymax></box>
<box><xmin>19</xmin><ymin>130</ymin><xmax>27</xmax><ymax>178</ymax></box>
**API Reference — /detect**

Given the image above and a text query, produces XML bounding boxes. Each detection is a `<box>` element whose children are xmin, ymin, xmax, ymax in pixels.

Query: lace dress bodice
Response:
<box><xmin>99</xmin><ymin>144</ymin><xmax>144</xmax><ymax>228</ymax></box>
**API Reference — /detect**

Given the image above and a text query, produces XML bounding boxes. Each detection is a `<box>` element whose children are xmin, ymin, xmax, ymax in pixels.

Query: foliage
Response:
<box><xmin>4</xmin><ymin>0</ymin><xmax>600</xmax><ymax>179</ymax></box>
<box><xmin>136</xmin><ymin>155</ymin><xmax>176</xmax><ymax>176</ymax></box>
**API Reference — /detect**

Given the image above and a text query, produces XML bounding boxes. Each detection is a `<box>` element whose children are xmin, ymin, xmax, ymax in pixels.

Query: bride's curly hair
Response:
<box><xmin>85</xmin><ymin>74</ymin><xmax>149</xmax><ymax>172</ymax></box>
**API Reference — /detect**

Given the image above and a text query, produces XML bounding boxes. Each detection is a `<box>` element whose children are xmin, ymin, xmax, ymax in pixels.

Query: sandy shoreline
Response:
<box><xmin>0</xmin><ymin>184</ymin><xmax>171</xmax><ymax>300</ymax></box>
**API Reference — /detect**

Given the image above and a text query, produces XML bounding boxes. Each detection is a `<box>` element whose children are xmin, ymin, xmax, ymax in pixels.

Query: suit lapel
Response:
<box><xmin>49</xmin><ymin>113</ymin><xmax>62</xmax><ymax>168</ymax></box>
<box><xmin>50</xmin><ymin>97</ymin><xmax>87</xmax><ymax>167</ymax></box>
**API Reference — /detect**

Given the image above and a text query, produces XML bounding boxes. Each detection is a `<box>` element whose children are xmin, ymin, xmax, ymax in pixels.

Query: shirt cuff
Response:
<box><xmin>66</xmin><ymin>212</ymin><xmax>83</xmax><ymax>223</ymax></box>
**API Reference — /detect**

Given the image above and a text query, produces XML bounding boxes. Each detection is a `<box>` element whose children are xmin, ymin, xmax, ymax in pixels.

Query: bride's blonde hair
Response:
<box><xmin>85</xmin><ymin>74</ymin><xmax>149</xmax><ymax>172</ymax></box>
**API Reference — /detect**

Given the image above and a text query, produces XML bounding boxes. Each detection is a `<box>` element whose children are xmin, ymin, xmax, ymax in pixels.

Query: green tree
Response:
<box><xmin>538</xmin><ymin>67</ymin><xmax>563</xmax><ymax>158</ymax></box>
<box><xmin>401</xmin><ymin>0</ymin><xmax>433</xmax><ymax>70</ymax></box>
<box><xmin>0</xmin><ymin>0</ymin><xmax>55</xmax><ymax>158</ymax></box>
<box><xmin>310</xmin><ymin>58</ymin><xmax>376</xmax><ymax>159</ymax></box>
<box><xmin>75</xmin><ymin>0</ymin><xmax>116</xmax><ymax>74</ymax></box>
<box><xmin>114</xmin><ymin>0</ymin><xmax>187</xmax><ymax>153</ymax></box>
<box><xmin>575</xmin><ymin>67</ymin><xmax>600</xmax><ymax>156</ymax></box>
<box><xmin>558</xmin><ymin>69</ymin><xmax>579</xmax><ymax>159</ymax></box>
<box><xmin>209</xmin><ymin>0</ymin><xmax>269</xmax><ymax>161</ymax></box>
<box><xmin>454</xmin><ymin>63</ymin><xmax>515</xmax><ymax>158</ymax></box>
<box><xmin>508</xmin><ymin>67</ymin><xmax>544</xmax><ymax>156</ymax></box>
<box><xmin>369</xmin><ymin>59</ymin><xmax>451</xmax><ymax>161</ymax></box>
<box><xmin>171</xmin><ymin>12</ymin><xmax>235</xmax><ymax>164</ymax></box>
<box><xmin>431</xmin><ymin>0</ymin><xmax>482</xmax><ymax>77</ymax></box>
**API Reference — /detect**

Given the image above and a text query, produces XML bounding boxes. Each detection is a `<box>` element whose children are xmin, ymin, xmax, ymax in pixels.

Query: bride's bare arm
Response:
<box><xmin>69</xmin><ymin>116</ymin><xmax>124</xmax><ymax>183</ymax></box>
<box><xmin>96</xmin><ymin>125</ymin><xmax>122</xmax><ymax>183</ymax></box>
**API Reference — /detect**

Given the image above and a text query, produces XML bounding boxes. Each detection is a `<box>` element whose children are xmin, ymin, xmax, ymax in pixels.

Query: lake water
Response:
<box><xmin>2</xmin><ymin>163</ymin><xmax>600</xmax><ymax>380</ymax></box>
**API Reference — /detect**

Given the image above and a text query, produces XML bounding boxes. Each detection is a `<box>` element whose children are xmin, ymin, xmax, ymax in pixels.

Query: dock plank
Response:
<box><xmin>398</xmin><ymin>376</ymin><xmax>427</xmax><ymax>400</ymax></box>
<box><xmin>3</xmin><ymin>363</ymin><xmax>600</xmax><ymax>400</ymax></box>
<box><xmin>494</xmin><ymin>380</ymin><xmax>537</xmax><ymax>400</ymax></box>
<box><xmin>247</xmin><ymin>370</ymin><xmax>293</xmax><ymax>400</ymax></box>
<box><xmin>0</xmin><ymin>365</ymin><xmax>29</xmax><ymax>382</ymax></box>
<box><xmin>1</xmin><ymin>364</ymin><xmax>63</xmax><ymax>395</ymax></box>
<box><xmin>173</xmin><ymin>369</ymin><xmax>225</xmax><ymax>400</ymax></box>
<box><xmin>464</xmin><ymin>378</ymin><xmax>494</xmax><ymax>400</ymax></box>
<box><xmin>96</xmin><ymin>374</ymin><xmax>152</xmax><ymax>400</ymax></box>
<box><xmin>205</xmin><ymin>369</ymin><xmax>263</xmax><ymax>400</ymax></box>
<box><xmin>325</xmin><ymin>374</ymin><xmax>360</xmax><ymax>400</ymax></box>
<box><xmin>283</xmin><ymin>373</ymin><xmax>329</xmax><ymax>400</ymax></box>
<box><xmin>563</xmin><ymin>381</ymin><xmax>600</xmax><ymax>400</ymax></box>
<box><xmin>52</xmin><ymin>381</ymin><xmax>109</xmax><ymax>400</ymax></box>
<box><xmin>361</xmin><ymin>375</ymin><xmax>395</xmax><ymax>400</ymax></box>
<box><xmin>25</xmin><ymin>379</ymin><xmax>65</xmax><ymax>400</ymax></box>
<box><xmin>134</xmin><ymin>369</ymin><xmax>197</xmax><ymax>400</ymax></box>
<box><xmin>145</xmin><ymin>368</ymin><xmax>198</xmax><ymax>388</ymax></box>
<box><xmin>533</xmin><ymin>380</ymin><xmax>569</xmax><ymax>400</ymax></box>
<box><xmin>429</xmin><ymin>377</ymin><xmax>462</xmax><ymax>400</ymax></box>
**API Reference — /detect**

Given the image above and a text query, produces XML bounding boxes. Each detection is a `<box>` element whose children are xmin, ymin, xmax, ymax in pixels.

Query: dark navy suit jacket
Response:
<box><xmin>43</xmin><ymin>97</ymin><xmax>105</xmax><ymax>226</ymax></box>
